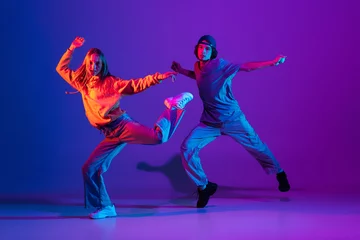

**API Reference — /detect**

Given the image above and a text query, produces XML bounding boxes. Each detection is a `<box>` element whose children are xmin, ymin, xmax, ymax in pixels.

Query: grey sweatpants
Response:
<box><xmin>180</xmin><ymin>112</ymin><xmax>282</xmax><ymax>188</ymax></box>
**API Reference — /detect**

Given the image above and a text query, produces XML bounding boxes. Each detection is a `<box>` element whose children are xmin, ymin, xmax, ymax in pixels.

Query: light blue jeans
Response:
<box><xmin>82</xmin><ymin>108</ymin><xmax>185</xmax><ymax>209</ymax></box>
<box><xmin>180</xmin><ymin>112</ymin><xmax>283</xmax><ymax>188</ymax></box>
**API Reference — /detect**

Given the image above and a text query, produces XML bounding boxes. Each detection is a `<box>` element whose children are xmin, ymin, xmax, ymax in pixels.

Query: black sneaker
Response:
<box><xmin>197</xmin><ymin>181</ymin><xmax>218</xmax><ymax>208</ymax></box>
<box><xmin>276</xmin><ymin>171</ymin><xmax>290</xmax><ymax>192</ymax></box>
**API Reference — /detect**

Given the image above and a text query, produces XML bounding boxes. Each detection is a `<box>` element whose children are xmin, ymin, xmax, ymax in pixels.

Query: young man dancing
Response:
<box><xmin>171</xmin><ymin>35</ymin><xmax>290</xmax><ymax>208</ymax></box>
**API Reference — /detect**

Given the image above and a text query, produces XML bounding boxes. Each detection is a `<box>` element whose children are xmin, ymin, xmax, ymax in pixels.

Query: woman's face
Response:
<box><xmin>86</xmin><ymin>54</ymin><xmax>103</xmax><ymax>76</ymax></box>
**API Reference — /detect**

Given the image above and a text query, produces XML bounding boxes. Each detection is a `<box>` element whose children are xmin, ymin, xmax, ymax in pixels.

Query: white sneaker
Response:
<box><xmin>89</xmin><ymin>205</ymin><xmax>117</xmax><ymax>219</ymax></box>
<box><xmin>164</xmin><ymin>92</ymin><xmax>193</xmax><ymax>110</ymax></box>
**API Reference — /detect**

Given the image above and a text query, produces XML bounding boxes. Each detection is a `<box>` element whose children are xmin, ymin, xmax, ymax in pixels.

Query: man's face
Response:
<box><xmin>197</xmin><ymin>42</ymin><xmax>212</xmax><ymax>61</ymax></box>
<box><xmin>86</xmin><ymin>54</ymin><xmax>103</xmax><ymax>76</ymax></box>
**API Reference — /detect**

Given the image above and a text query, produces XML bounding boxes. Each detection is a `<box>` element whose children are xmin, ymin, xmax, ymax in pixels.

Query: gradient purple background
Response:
<box><xmin>1</xmin><ymin>0</ymin><xmax>359</xmax><ymax>198</ymax></box>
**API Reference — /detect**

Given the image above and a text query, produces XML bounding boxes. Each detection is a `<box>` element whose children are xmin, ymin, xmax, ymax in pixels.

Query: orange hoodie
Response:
<box><xmin>56</xmin><ymin>49</ymin><xmax>162</xmax><ymax>128</ymax></box>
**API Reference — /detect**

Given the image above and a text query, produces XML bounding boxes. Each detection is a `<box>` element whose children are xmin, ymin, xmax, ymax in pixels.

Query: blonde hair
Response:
<box><xmin>74</xmin><ymin>48</ymin><xmax>112</xmax><ymax>92</ymax></box>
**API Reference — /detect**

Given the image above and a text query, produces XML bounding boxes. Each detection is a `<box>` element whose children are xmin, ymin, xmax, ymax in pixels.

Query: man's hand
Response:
<box><xmin>69</xmin><ymin>36</ymin><xmax>85</xmax><ymax>51</ymax></box>
<box><xmin>171</xmin><ymin>61</ymin><xmax>183</xmax><ymax>73</ymax></box>
<box><xmin>273</xmin><ymin>55</ymin><xmax>286</xmax><ymax>66</ymax></box>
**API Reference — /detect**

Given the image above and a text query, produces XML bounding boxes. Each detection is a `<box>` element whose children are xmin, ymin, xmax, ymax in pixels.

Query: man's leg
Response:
<box><xmin>223</xmin><ymin>113</ymin><xmax>290</xmax><ymax>192</ymax></box>
<box><xmin>180</xmin><ymin>122</ymin><xmax>221</xmax><ymax>208</ymax></box>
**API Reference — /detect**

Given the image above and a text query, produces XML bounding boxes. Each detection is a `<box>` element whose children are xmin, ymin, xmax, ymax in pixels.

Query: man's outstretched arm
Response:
<box><xmin>240</xmin><ymin>55</ymin><xmax>286</xmax><ymax>72</ymax></box>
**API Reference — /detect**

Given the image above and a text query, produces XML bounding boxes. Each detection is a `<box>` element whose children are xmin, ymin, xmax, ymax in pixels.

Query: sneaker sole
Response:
<box><xmin>90</xmin><ymin>213</ymin><xmax>117</xmax><ymax>219</ymax></box>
